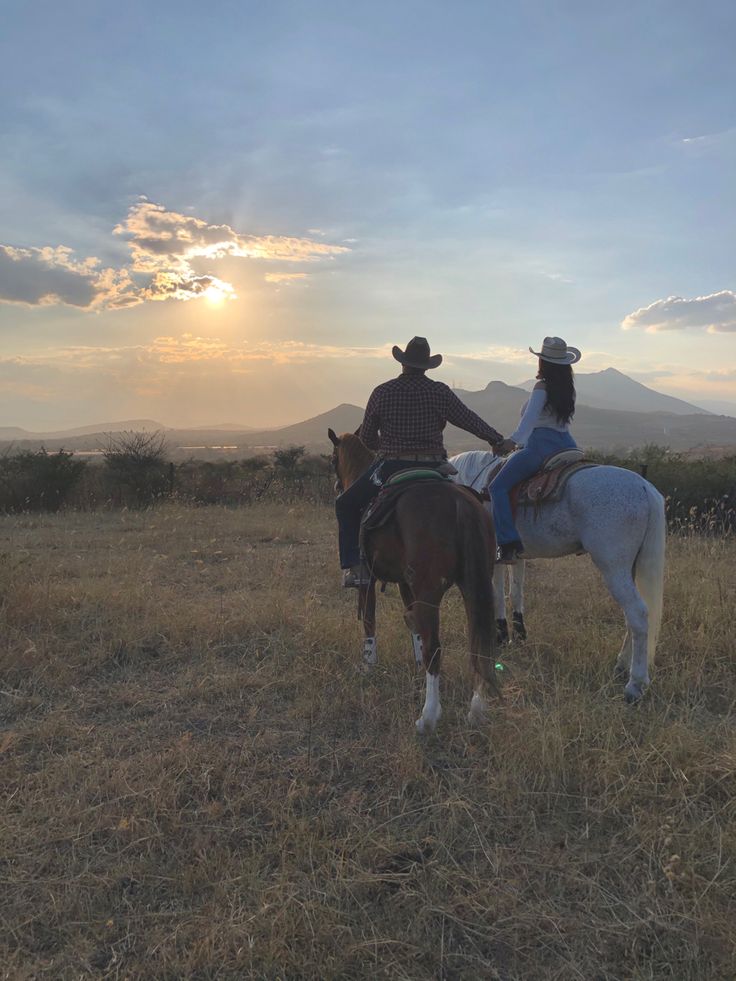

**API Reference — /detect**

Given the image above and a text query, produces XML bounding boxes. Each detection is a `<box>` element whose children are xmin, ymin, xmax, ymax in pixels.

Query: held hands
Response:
<box><xmin>493</xmin><ymin>437</ymin><xmax>517</xmax><ymax>456</ymax></box>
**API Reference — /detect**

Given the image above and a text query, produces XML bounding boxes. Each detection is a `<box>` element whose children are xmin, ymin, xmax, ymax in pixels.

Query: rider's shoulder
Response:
<box><xmin>532</xmin><ymin>380</ymin><xmax>547</xmax><ymax>391</ymax></box>
<box><xmin>371</xmin><ymin>378</ymin><xmax>396</xmax><ymax>397</ymax></box>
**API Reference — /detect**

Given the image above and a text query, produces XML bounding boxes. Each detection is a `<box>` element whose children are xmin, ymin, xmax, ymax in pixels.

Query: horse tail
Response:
<box><xmin>634</xmin><ymin>481</ymin><xmax>666</xmax><ymax>667</ymax></box>
<box><xmin>455</xmin><ymin>489</ymin><xmax>501</xmax><ymax>698</ymax></box>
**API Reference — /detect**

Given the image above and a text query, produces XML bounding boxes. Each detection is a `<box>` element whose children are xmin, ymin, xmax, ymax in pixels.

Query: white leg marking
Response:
<box><xmin>416</xmin><ymin>672</ymin><xmax>441</xmax><ymax>734</ymax></box>
<box><xmin>509</xmin><ymin>561</ymin><xmax>525</xmax><ymax>614</ymax></box>
<box><xmin>411</xmin><ymin>633</ymin><xmax>423</xmax><ymax>667</ymax></box>
<box><xmin>362</xmin><ymin>636</ymin><xmax>377</xmax><ymax>671</ymax></box>
<box><xmin>467</xmin><ymin>690</ymin><xmax>488</xmax><ymax>725</ymax></box>
<box><xmin>492</xmin><ymin>564</ymin><xmax>506</xmax><ymax>620</ymax></box>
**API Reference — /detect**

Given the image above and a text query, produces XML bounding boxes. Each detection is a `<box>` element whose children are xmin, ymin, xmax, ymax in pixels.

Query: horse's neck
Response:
<box><xmin>342</xmin><ymin>442</ymin><xmax>375</xmax><ymax>487</ymax></box>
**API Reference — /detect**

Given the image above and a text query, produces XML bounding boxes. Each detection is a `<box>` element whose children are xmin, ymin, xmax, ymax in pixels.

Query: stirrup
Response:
<box><xmin>342</xmin><ymin>564</ymin><xmax>371</xmax><ymax>588</ymax></box>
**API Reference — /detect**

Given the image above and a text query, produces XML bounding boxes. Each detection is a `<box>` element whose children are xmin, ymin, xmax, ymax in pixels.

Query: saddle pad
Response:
<box><xmin>383</xmin><ymin>467</ymin><xmax>449</xmax><ymax>487</ymax></box>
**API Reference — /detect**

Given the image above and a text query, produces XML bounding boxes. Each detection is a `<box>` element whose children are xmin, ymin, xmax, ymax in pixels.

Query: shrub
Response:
<box><xmin>0</xmin><ymin>448</ymin><xmax>87</xmax><ymax>512</ymax></box>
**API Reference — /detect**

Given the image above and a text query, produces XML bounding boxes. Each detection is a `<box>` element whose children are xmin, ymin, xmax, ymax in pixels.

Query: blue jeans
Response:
<box><xmin>489</xmin><ymin>428</ymin><xmax>577</xmax><ymax>546</ymax></box>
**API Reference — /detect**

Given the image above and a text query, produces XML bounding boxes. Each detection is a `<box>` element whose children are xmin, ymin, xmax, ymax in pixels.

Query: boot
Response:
<box><xmin>497</xmin><ymin>541</ymin><xmax>524</xmax><ymax>564</ymax></box>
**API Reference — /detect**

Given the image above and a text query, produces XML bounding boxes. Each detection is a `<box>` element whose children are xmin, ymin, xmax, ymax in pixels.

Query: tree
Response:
<box><xmin>103</xmin><ymin>431</ymin><xmax>169</xmax><ymax>506</ymax></box>
<box><xmin>273</xmin><ymin>446</ymin><xmax>306</xmax><ymax>472</ymax></box>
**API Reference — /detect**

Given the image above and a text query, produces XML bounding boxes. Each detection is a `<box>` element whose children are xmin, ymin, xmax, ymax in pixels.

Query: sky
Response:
<box><xmin>1</xmin><ymin>0</ymin><xmax>735</xmax><ymax>429</ymax></box>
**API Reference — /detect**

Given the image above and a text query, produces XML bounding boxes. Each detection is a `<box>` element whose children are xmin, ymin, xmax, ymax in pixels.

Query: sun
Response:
<box><xmin>202</xmin><ymin>281</ymin><xmax>235</xmax><ymax>306</ymax></box>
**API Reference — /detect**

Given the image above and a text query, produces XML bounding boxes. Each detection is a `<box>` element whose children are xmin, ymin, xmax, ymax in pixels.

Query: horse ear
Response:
<box><xmin>327</xmin><ymin>428</ymin><xmax>339</xmax><ymax>446</ymax></box>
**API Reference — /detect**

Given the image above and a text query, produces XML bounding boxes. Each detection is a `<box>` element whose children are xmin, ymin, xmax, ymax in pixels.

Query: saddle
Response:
<box><xmin>511</xmin><ymin>449</ymin><xmax>597</xmax><ymax>516</ymax></box>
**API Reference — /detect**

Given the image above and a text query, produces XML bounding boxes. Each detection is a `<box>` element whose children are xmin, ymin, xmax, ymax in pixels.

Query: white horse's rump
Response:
<box><xmin>450</xmin><ymin>450</ymin><xmax>666</xmax><ymax>701</ymax></box>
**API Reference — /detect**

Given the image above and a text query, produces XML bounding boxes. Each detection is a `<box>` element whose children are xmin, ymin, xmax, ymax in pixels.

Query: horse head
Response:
<box><xmin>327</xmin><ymin>428</ymin><xmax>374</xmax><ymax>491</ymax></box>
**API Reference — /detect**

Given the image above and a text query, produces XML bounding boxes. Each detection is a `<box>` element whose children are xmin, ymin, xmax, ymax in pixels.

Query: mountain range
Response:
<box><xmin>1</xmin><ymin>370</ymin><xmax>734</xmax><ymax>456</ymax></box>
<box><xmin>521</xmin><ymin>368</ymin><xmax>710</xmax><ymax>416</ymax></box>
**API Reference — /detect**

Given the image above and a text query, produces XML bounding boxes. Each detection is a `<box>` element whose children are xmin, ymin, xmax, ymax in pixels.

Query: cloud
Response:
<box><xmin>0</xmin><ymin>201</ymin><xmax>349</xmax><ymax>311</ymax></box>
<box><xmin>264</xmin><ymin>272</ymin><xmax>309</xmax><ymax>285</ymax></box>
<box><xmin>115</xmin><ymin>201</ymin><xmax>349</xmax><ymax>273</ymax></box>
<box><xmin>621</xmin><ymin>291</ymin><xmax>736</xmax><ymax>333</ymax></box>
<box><xmin>0</xmin><ymin>245</ymin><xmax>100</xmax><ymax>308</ymax></box>
<box><xmin>446</xmin><ymin>345</ymin><xmax>530</xmax><ymax>364</ymax></box>
<box><xmin>140</xmin><ymin>272</ymin><xmax>236</xmax><ymax>303</ymax></box>
<box><xmin>2</xmin><ymin>336</ymin><xmax>391</xmax><ymax>371</ymax></box>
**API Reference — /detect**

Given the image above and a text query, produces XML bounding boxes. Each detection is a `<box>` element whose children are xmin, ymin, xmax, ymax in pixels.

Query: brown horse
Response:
<box><xmin>328</xmin><ymin>429</ymin><xmax>501</xmax><ymax>733</ymax></box>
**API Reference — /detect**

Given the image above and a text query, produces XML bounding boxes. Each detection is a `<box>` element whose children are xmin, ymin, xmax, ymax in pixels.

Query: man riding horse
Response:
<box><xmin>336</xmin><ymin>336</ymin><xmax>506</xmax><ymax>586</ymax></box>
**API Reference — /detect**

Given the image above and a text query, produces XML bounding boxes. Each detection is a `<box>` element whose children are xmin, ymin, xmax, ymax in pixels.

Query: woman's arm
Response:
<box><xmin>509</xmin><ymin>383</ymin><xmax>546</xmax><ymax>445</ymax></box>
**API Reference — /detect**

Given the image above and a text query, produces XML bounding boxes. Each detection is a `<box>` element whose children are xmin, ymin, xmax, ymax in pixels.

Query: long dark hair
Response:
<box><xmin>537</xmin><ymin>359</ymin><xmax>575</xmax><ymax>425</ymax></box>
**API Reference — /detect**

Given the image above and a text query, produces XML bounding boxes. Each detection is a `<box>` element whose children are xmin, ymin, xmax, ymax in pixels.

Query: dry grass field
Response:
<box><xmin>1</xmin><ymin>503</ymin><xmax>735</xmax><ymax>980</ymax></box>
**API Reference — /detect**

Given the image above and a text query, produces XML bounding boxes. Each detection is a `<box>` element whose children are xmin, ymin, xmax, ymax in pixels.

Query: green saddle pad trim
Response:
<box><xmin>384</xmin><ymin>468</ymin><xmax>449</xmax><ymax>487</ymax></box>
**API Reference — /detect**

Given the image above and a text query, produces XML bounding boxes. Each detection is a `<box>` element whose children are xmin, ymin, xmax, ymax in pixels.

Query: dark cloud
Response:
<box><xmin>0</xmin><ymin>245</ymin><xmax>98</xmax><ymax>308</ymax></box>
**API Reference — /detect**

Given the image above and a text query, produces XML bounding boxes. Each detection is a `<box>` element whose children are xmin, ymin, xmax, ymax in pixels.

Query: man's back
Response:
<box><xmin>361</xmin><ymin>371</ymin><xmax>501</xmax><ymax>457</ymax></box>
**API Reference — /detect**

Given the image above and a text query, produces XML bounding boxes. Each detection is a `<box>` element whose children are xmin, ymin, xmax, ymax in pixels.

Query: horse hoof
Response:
<box><xmin>511</xmin><ymin>613</ymin><xmax>527</xmax><ymax>642</ymax></box>
<box><xmin>624</xmin><ymin>681</ymin><xmax>648</xmax><ymax>704</ymax></box>
<box><xmin>415</xmin><ymin>715</ymin><xmax>438</xmax><ymax>735</ymax></box>
<box><xmin>467</xmin><ymin>693</ymin><xmax>488</xmax><ymax>725</ymax></box>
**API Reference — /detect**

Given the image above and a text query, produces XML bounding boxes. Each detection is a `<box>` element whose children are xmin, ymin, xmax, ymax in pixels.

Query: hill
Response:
<box><xmin>521</xmin><ymin>368</ymin><xmax>710</xmax><ymax>416</ymax></box>
<box><xmin>0</xmin><ymin>419</ymin><xmax>166</xmax><ymax>441</ymax></box>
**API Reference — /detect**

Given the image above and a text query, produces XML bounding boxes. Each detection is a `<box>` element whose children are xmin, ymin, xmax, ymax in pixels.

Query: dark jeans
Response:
<box><xmin>335</xmin><ymin>459</ymin><xmax>443</xmax><ymax>568</ymax></box>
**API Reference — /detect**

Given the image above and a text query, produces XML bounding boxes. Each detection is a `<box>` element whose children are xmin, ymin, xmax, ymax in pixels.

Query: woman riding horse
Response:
<box><xmin>490</xmin><ymin>336</ymin><xmax>581</xmax><ymax>563</ymax></box>
<box><xmin>336</xmin><ymin>336</ymin><xmax>506</xmax><ymax>586</ymax></box>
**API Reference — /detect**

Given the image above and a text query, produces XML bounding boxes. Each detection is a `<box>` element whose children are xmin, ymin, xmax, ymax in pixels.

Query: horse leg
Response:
<box><xmin>614</xmin><ymin>629</ymin><xmax>632</xmax><ymax>681</ymax></box>
<box><xmin>510</xmin><ymin>561</ymin><xmax>527</xmax><ymax>641</ymax></box>
<box><xmin>399</xmin><ymin>582</ymin><xmax>423</xmax><ymax>667</ymax></box>
<box><xmin>596</xmin><ymin>561</ymin><xmax>650</xmax><ymax>702</ymax></box>
<box><xmin>493</xmin><ymin>563</ymin><xmax>509</xmax><ymax>645</ymax></box>
<box><xmin>358</xmin><ymin>579</ymin><xmax>377</xmax><ymax>669</ymax></box>
<box><xmin>458</xmin><ymin>574</ymin><xmax>500</xmax><ymax>726</ymax></box>
<box><xmin>412</xmin><ymin>593</ymin><xmax>443</xmax><ymax>734</ymax></box>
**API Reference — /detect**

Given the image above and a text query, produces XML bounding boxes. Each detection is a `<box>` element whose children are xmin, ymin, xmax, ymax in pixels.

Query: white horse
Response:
<box><xmin>450</xmin><ymin>453</ymin><xmax>527</xmax><ymax>645</ymax></box>
<box><xmin>449</xmin><ymin>449</ymin><xmax>666</xmax><ymax>702</ymax></box>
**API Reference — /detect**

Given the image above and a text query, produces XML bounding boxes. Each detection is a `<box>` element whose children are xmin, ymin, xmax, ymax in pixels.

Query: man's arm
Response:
<box><xmin>361</xmin><ymin>389</ymin><xmax>381</xmax><ymax>450</ymax></box>
<box><xmin>443</xmin><ymin>386</ymin><xmax>503</xmax><ymax>445</ymax></box>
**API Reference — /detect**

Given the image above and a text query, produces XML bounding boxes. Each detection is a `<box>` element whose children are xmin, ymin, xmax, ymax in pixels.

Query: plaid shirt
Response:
<box><xmin>361</xmin><ymin>372</ymin><xmax>503</xmax><ymax>457</ymax></box>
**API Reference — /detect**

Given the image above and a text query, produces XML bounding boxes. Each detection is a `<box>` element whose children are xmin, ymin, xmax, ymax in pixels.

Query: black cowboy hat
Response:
<box><xmin>392</xmin><ymin>336</ymin><xmax>443</xmax><ymax>370</ymax></box>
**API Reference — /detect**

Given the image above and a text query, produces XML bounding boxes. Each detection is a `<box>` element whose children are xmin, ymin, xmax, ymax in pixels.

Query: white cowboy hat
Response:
<box><xmin>529</xmin><ymin>336</ymin><xmax>581</xmax><ymax>365</ymax></box>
